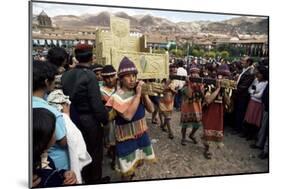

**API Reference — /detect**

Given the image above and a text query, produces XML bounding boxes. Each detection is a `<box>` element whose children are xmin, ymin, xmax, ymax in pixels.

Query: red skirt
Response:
<box><xmin>244</xmin><ymin>99</ymin><xmax>263</xmax><ymax>127</ymax></box>
<box><xmin>202</xmin><ymin>103</ymin><xmax>224</xmax><ymax>142</ymax></box>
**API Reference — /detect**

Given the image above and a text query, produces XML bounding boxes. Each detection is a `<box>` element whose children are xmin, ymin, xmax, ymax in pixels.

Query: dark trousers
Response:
<box><xmin>234</xmin><ymin>96</ymin><xmax>249</xmax><ymax>132</ymax></box>
<box><xmin>70</xmin><ymin>108</ymin><xmax>104</xmax><ymax>184</ymax></box>
<box><xmin>174</xmin><ymin>90</ymin><xmax>182</xmax><ymax>110</ymax></box>
<box><xmin>256</xmin><ymin>111</ymin><xmax>269</xmax><ymax>152</ymax></box>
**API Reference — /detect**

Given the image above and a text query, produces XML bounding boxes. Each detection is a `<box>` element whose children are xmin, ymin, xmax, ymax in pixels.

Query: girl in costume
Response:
<box><xmin>202</xmin><ymin>64</ymin><xmax>232</xmax><ymax>159</ymax></box>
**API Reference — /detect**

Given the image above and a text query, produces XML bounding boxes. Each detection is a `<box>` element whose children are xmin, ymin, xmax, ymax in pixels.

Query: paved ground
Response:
<box><xmin>103</xmin><ymin>111</ymin><xmax>269</xmax><ymax>182</ymax></box>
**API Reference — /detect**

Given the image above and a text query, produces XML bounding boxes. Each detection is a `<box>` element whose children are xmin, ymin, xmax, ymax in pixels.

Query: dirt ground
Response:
<box><xmin>102</xmin><ymin>111</ymin><xmax>269</xmax><ymax>182</ymax></box>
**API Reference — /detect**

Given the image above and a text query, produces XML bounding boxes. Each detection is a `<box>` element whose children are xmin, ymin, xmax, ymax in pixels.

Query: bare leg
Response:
<box><xmin>189</xmin><ymin>127</ymin><xmax>199</xmax><ymax>144</ymax></box>
<box><xmin>181</xmin><ymin>127</ymin><xmax>187</xmax><ymax>145</ymax></box>
<box><xmin>160</xmin><ymin>112</ymin><xmax>167</xmax><ymax>132</ymax></box>
<box><xmin>166</xmin><ymin>119</ymin><xmax>174</xmax><ymax>139</ymax></box>
<box><xmin>203</xmin><ymin>142</ymin><xmax>212</xmax><ymax>159</ymax></box>
<box><xmin>152</xmin><ymin>106</ymin><xmax>159</xmax><ymax>124</ymax></box>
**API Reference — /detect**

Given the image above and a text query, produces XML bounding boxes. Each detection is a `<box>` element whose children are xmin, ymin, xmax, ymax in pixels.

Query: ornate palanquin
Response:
<box><xmin>95</xmin><ymin>16</ymin><xmax>169</xmax><ymax>80</ymax></box>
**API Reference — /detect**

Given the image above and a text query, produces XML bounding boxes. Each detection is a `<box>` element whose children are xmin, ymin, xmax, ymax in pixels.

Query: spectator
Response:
<box><xmin>33</xmin><ymin>108</ymin><xmax>77</xmax><ymax>187</ymax></box>
<box><xmin>233</xmin><ymin>56</ymin><xmax>255</xmax><ymax>135</ymax></box>
<box><xmin>32</xmin><ymin>61</ymin><xmax>70</xmax><ymax>170</ymax></box>
<box><xmin>244</xmin><ymin>65</ymin><xmax>268</xmax><ymax>140</ymax></box>
<box><xmin>47</xmin><ymin>90</ymin><xmax>92</xmax><ymax>184</ymax></box>
<box><xmin>61</xmin><ymin>44</ymin><xmax>109</xmax><ymax>184</ymax></box>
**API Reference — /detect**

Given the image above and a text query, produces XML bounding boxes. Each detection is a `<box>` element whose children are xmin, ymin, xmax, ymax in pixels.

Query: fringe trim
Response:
<box><xmin>116</xmin><ymin>158</ymin><xmax>157</xmax><ymax>177</ymax></box>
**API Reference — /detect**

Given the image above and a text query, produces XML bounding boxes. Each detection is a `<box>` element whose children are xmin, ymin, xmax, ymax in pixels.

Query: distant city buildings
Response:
<box><xmin>32</xmin><ymin>11</ymin><xmax>268</xmax><ymax>57</ymax></box>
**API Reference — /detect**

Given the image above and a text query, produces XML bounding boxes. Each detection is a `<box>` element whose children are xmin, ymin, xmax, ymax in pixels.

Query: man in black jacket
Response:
<box><xmin>61</xmin><ymin>44</ymin><xmax>109</xmax><ymax>184</ymax></box>
<box><xmin>233</xmin><ymin>56</ymin><xmax>255</xmax><ymax>134</ymax></box>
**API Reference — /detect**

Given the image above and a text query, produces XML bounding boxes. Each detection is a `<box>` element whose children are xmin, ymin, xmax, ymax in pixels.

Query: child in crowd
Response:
<box><xmin>99</xmin><ymin>65</ymin><xmax>118</xmax><ymax>169</ymax></box>
<box><xmin>159</xmin><ymin>79</ymin><xmax>178</xmax><ymax>139</ymax></box>
<box><xmin>180</xmin><ymin>64</ymin><xmax>204</xmax><ymax>146</ymax></box>
<box><xmin>33</xmin><ymin>108</ymin><xmax>77</xmax><ymax>187</ymax></box>
<box><xmin>106</xmin><ymin>57</ymin><xmax>156</xmax><ymax>180</ymax></box>
<box><xmin>202</xmin><ymin>64</ymin><xmax>232</xmax><ymax>159</ymax></box>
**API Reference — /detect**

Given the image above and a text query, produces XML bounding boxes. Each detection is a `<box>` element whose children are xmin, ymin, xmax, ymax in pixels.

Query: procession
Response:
<box><xmin>31</xmin><ymin>3</ymin><xmax>269</xmax><ymax>188</ymax></box>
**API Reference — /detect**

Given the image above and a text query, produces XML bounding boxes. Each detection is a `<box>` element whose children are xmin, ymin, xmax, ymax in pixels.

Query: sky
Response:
<box><xmin>32</xmin><ymin>2</ymin><xmax>249</xmax><ymax>23</ymax></box>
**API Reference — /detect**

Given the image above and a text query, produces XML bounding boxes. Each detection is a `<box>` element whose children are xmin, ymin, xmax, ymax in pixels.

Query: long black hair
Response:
<box><xmin>256</xmin><ymin>64</ymin><xmax>269</xmax><ymax>81</ymax></box>
<box><xmin>33</xmin><ymin>108</ymin><xmax>56</xmax><ymax>170</ymax></box>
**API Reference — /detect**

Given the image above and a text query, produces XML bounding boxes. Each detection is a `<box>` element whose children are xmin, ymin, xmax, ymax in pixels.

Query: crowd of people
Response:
<box><xmin>31</xmin><ymin>45</ymin><xmax>269</xmax><ymax>187</ymax></box>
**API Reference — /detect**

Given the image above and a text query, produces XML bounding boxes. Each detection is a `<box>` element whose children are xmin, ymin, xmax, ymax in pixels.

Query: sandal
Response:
<box><xmin>181</xmin><ymin>139</ymin><xmax>188</xmax><ymax>146</ymax></box>
<box><xmin>204</xmin><ymin>151</ymin><xmax>212</xmax><ymax>159</ymax></box>
<box><xmin>189</xmin><ymin>135</ymin><xmax>198</xmax><ymax>144</ymax></box>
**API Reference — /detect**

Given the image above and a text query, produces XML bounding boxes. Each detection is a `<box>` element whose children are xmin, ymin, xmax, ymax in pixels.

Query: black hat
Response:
<box><xmin>91</xmin><ymin>64</ymin><xmax>103</xmax><ymax>72</ymax></box>
<box><xmin>101</xmin><ymin>65</ymin><xmax>117</xmax><ymax>77</ymax></box>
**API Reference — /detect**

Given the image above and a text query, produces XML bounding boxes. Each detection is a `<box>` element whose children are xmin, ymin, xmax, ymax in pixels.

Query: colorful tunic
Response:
<box><xmin>180</xmin><ymin>83</ymin><xmax>204</xmax><ymax>128</ymax></box>
<box><xmin>202</xmin><ymin>84</ymin><xmax>224</xmax><ymax>144</ymax></box>
<box><xmin>106</xmin><ymin>89</ymin><xmax>156</xmax><ymax>176</ymax></box>
<box><xmin>100</xmin><ymin>85</ymin><xmax>116</xmax><ymax>103</ymax></box>
<box><xmin>159</xmin><ymin>80</ymin><xmax>177</xmax><ymax>119</ymax></box>
<box><xmin>100</xmin><ymin>85</ymin><xmax>116</xmax><ymax>146</ymax></box>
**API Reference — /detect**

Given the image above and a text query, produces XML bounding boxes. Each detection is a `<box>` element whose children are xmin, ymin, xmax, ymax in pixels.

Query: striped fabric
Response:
<box><xmin>106</xmin><ymin>89</ymin><xmax>135</xmax><ymax>114</ymax></box>
<box><xmin>101</xmin><ymin>72</ymin><xmax>117</xmax><ymax>76</ymax></box>
<box><xmin>115</xmin><ymin>118</ymin><xmax>148</xmax><ymax>142</ymax></box>
<box><xmin>100</xmin><ymin>85</ymin><xmax>115</xmax><ymax>103</ymax></box>
<box><xmin>180</xmin><ymin>85</ymin><xmax>203</xmax><ymax>124</ymax></box>
<box><xmin>180</xmin><ymin>102</ymin><xmax>203</xmax><ymax>122</ymax></box>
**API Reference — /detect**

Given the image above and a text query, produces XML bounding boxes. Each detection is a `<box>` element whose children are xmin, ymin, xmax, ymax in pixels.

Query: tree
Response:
<box><xmin>170</xmin><ymin>48</ymin><xmax>184</xmax><ymax>57</ymax></box>
<box><xmin>191</xmin><ymin>49</ymin><xmax>199</xmax><ymax>57</ymax></box>
<box><xmin>204</xmin><ymin>51</ymin><xmax>216</xmax><ymax>59</ymax></box>
<box><xmin>199</xmin><ymin>49</ymin><xmax>205</xmax><ymax>57</ymax></box>
<box><xmin>153</xmin><ymin>49</ymin><xmax>166</xmax><ymax>54</ymax></box>
<box><xmin>220</xmin><ymin>51</ymin><xmax>230</xmax><ymax>59</ymax></box>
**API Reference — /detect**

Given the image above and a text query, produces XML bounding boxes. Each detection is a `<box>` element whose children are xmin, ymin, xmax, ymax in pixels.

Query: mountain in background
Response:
<box><xmin>51</xmin><ymin>11</ymin><xmax>268</xmax><ymax>35</ymax></box>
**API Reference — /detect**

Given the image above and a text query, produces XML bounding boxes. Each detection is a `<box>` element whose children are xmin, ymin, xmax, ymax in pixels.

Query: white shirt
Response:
<box><xmin>63</xmin><ymin>113</ymin><xmax>92</xmax><ymax>184</ymax></box>
<box><xmin>175</xmin><ymin>67</ymin><xmax>187</xmax><ymax>89</ymax></box>
<box><xmin>248</xmin><ymin>78</ymin><xmax>268</xmax><ymax>103</ymax></box>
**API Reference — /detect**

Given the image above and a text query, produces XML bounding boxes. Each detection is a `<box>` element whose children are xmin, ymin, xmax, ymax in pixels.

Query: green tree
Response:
<box><xmin>220</xmin><ymin>51</ymin><xmax>230</xmax><ymax>59</ymax></box>
<box><xmin>199</xmin><ymin>49</ymin><xmax>205</xmax><ymax>57</ymax></box>
<box><xmin>170</xmin><ymin>48</ymin><xmax>184</xmax><ymax>57</ymax></box>
<box><xmin>204</xmin><ymin>51</ymin><xmax>216</xmax><ymax>59</ymax></box>
<box><xmin>191</xmin><ymin>49</ymin><xmax>199</xmax><ymax>57</ymax></box>
<box><xmin>153</xmin><ymin>49</ymin><xmax>166</xmax><ymax>54</ymax></box>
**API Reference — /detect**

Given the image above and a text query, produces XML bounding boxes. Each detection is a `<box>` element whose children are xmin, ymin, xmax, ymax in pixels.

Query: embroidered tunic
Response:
<box><xmin>106</xmin><ymin>89</ymin><xmax>156</xmax><ymax>176</ymax></box>
<box><xmin>180</xmin><ymin>83</ymin><xmax>204</xmax><ymax>128</ymax></box>
<box><xmin>202</xmin><ymin>84</ymin><xmax>225</xmax><ymax>143</ymax></box>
